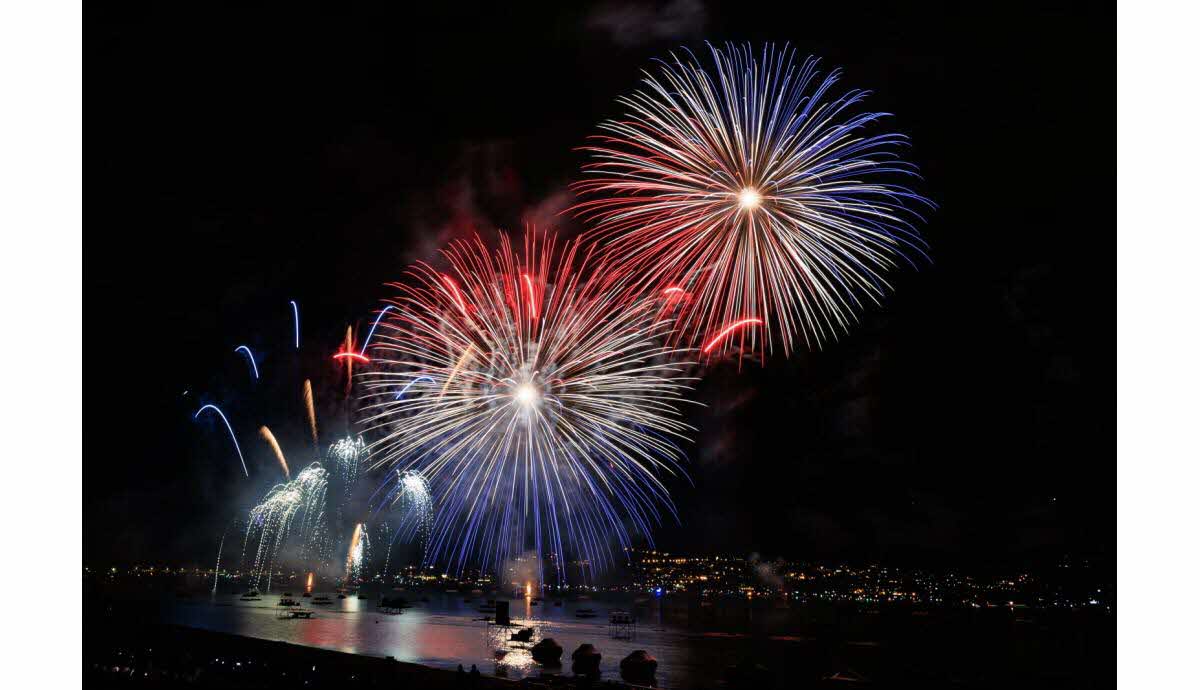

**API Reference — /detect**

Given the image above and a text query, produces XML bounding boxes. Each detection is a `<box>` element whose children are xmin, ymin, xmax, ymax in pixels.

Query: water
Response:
<box><xmin>155</xmin><ymin>588</ymin><xmax>1110</xmax><ymax>688</ymax></box>
<box><xmin>164</xmin><ymin>591</ymin><xmax>745</xmax><ymax>687</ymax></box>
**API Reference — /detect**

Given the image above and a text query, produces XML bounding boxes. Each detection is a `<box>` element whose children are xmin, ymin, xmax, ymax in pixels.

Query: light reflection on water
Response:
<box><xmin>166</xmin><ymin>592</ymin><xmax>743</xmax><ymax>687</ymax></box>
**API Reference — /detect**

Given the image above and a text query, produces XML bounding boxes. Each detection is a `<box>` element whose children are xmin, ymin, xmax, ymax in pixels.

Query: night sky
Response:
<box><xmin>86</xmin><ymin>3</ymin><xmax>1110</xmax><ymax>572</ymax></box>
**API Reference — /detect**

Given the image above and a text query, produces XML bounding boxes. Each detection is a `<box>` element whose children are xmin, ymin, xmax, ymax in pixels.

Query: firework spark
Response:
<box><xmin>573</xmin><ymin>43</ymin><xmax>932</xmax><ymax>358</ymax></box>
<box><xmin>302</xmin><ymin>379</ymin><xmax>318</xmax><ymax>449</ymax></box>
<box><xmin>259</xmin><ymin>426</ymin><xmax>290</xmax><ymax>479</ymax></box>
<box><xmin>193</xmin><ymin>404</ymin><xmax>249</xmax><ymax>477</ymax></box>
<box><xmin>358</xmin><ymin>232</ymin><xmax>695</xmax><ymax>577</ymax></box>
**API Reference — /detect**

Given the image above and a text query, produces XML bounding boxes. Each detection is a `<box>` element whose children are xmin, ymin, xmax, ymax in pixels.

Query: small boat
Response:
<box><xmin>509</xmin><ymin>627</ymin><xmax>534</xmax><ymax>643</ymax></box>
<box><xmin>312</xmin><ymin>596</ymin><xmax>333</xmax><ymax>605</ymax></box>
<box><xmin>279</xmin><ymin>598</ymin><xmax>301</xmax><ymax>607</ymax></box>
<box><xmin>302</xmin><ymin>592</ymin><xmax>312</xmax><ymax>598</ymax></box>
<box><xmin>609</xmin><ymin>610</ymin><xmax>635</xmax><ymax>624</ymax></box>
<box><xmin>276</xmin><ymin>608</ymin><xmax>315</xmax><ymax>620</ymax></box>
<box><xmin>576</xmin><ymin>608</ymin><xmax>598</xmax><ymax>619</ymax></box>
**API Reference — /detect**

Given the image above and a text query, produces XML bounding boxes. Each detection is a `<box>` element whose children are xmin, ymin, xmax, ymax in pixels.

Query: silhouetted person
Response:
<box><xmin>469</xmin><ymin>664</ymin><xmax>481</xmax><ymax>687</ymax></box>
<box><xmin>456</xmin><ymin>664</ymin><xmax>466</xmax><ymax>688</ymax></box>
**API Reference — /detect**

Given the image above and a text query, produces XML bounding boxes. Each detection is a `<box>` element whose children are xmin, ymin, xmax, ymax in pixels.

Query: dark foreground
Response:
<box><xmin>87</xmin><ymin>621</ymin><xmax>475</xmax><ymax>688</ymax></box>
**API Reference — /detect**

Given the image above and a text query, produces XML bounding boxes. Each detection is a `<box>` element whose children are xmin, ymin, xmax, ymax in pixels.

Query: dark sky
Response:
<box><xmin>86</xmin><ymin>3</ymin><xmax>1111</xmax><ymax>572</ymax></box>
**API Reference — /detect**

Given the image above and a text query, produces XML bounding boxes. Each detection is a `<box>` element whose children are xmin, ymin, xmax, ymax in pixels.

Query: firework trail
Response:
<box><xmin>213</xmin><ymin>522</ymin><xmax>239</xmax><ymax>594</ymax></box>
<box><xmin>302</xmin><ymin>379</ymin><xmax>318</xmax><ymax>449</ymax></box>
<box><xmin>213</xmin><ymin>534</ymin><xmax>224</xmax><ymax>593</ymax></box>
<box><xmin>358</xmin><ymin>232</ymin><xmax>695</xmax><ymax>577</ymax></box>
<box><xmin>193</xmin><ymin>404</ymin><xmax>249</xmax><ymax>477</ymax></box>
<box><xmin>234</xmin><ymin>345</ymin><xmax>260</xmax><ymax>380</ymax></box>
<box><xmin>361</xmin><ymin>305</ymin><xmax>395</xmax><ymax>356</ymax></box>
<box><xmin>343</xmin><ymin>325</ymin><xmax>355</xmax><ymax>397</ymax></box>
<box><xmin>289</xmin><ymin>300</ymin><xmax>300</xmax><ymax>349</ymax></box>
<box><xmin>259</xmin><ymin>426</ymin><xmax>290</xmax><ymax>479</ymax></box>
<box><xmin>394</xmin><ymin>375</ymin><xmax>434</xmax><ymax>400</ymax></box>
<box><xmin>573</xmin><ymin>43</ymin><xmax>933</xmax><ymax>359</ymax></box>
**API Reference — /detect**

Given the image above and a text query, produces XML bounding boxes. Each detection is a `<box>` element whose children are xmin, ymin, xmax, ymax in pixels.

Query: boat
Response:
<box><xmin>509</xmin><ymin>627</ymin><xmax>534</xmax><ymax>643</ymax></box>
<box><xmin>312</xmin><ymin>596</ymin><xmax>333</xmax><ymax>605</ymax></box>
<box><xmin>609</xmin><ymin>610</ymin><xmax>635</xmax><ymax>624</ymax></box>
<box><xmin>276</xmin><ymin>607</ymin><xmax>315</xmax><ymax>620</ymax></box>
<box><xmin>575</xmin><ymin>608</ymin><xmax>598</xmax><ymax>619</ymax></box>
<box><xmin>278</xmin><ymin>598</ymin><xmax>301</xmax><ymax>607</ymax></box>
<box><xmin>302</xmin><ymin>592</ymin><xmax>312</xmax><ymax>598</ymax></box>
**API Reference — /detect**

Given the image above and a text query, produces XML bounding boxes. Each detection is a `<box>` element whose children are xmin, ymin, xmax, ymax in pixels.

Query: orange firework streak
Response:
<box><xmin>306</xmin><ymin>572</ymin><xmax>314</xmax><ymax>592</ymax></box>
<box><xmin>259</xmin><ymin>426</ymin><xmax>290</xmax><ymax>479</ymax></box>
<box><xmin>302</xmin><ymin>379</ymin><xmax>318</xmax><ymax>449</ymax></box>
<box><xmin>344</xmin><ymin>523</ymin><xmax>364</xmax><ymax>581</ymax></box>
<box><xmin>439</xmin><ymin>343</ymin><xmax>475</xmax><ymax>397</ymax></box>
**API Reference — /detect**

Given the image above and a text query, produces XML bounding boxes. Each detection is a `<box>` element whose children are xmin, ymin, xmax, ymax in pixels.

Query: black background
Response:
<box><xmin>87</xmin><ymin>3</ymin><xmax>1111</xmax><ymax>573</ymax></box>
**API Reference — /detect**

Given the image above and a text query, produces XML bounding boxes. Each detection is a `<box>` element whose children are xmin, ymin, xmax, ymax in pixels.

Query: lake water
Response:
<box><xmin>154</xmin><ymin>587</ymin><xmax>1109</xmax><ymax>688</ymax></box>
<box><xmin>161</xmin><ymin>589</ymin><xmax>813</xmax><ymax>688</ymax></box>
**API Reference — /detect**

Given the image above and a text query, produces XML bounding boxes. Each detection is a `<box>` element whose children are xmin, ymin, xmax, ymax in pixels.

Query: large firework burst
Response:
<box><xmin>358</xmin><ymin>233</ymin><xmax>694</xmax><ymax>577</ymax></box>
<box><xmin>573</xmin><ymin>43</ymin><xmax>932</xmax><ymax>358</ymax></box>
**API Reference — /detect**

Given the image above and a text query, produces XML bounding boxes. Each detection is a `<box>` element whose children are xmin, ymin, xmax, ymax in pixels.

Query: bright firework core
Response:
<box><xmin>514</xmin><ymin>382</ymin><xmax>539</xmax><ymax>407</ymax></box>
<box><xmin>738</xmin><ymin>187</ymin><xmax>762</xmax><ymax>211</ymax></box>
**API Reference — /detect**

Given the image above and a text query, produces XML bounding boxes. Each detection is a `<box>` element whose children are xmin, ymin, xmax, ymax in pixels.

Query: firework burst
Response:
<box><xmin>573</xmin><ymin>43</ymin><xmax>932</xmax><ymax>358</ymax></box>
<box><xmin>241</xmin><ymin>463</ymin><xmax>329</xmax><ymax>590</ymax></box>
<box><xmin>358</xmin><ymin>233</ymin><xmax>695</xmax><ymax>577</ymax></box>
